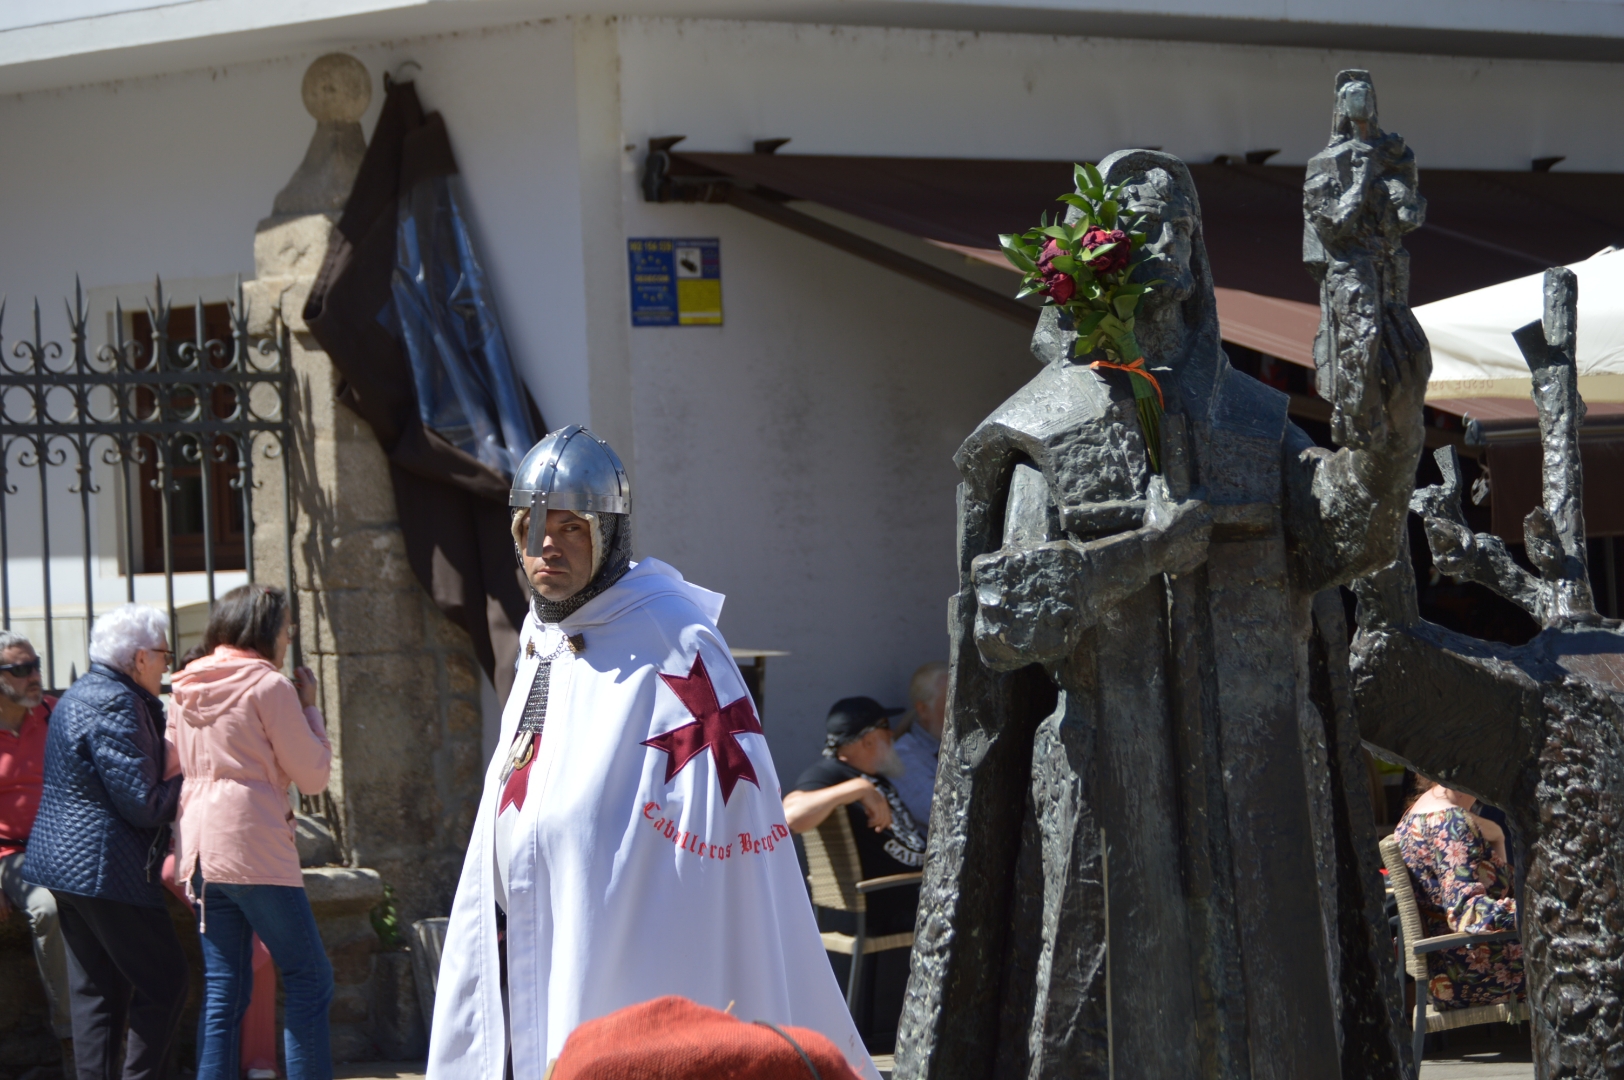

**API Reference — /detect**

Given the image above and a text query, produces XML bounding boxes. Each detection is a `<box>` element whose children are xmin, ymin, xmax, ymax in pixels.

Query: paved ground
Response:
<box><xmin>331</xmin><ymin>1043</ymin><xmax>1532</xmax><ymax>1078</ymax></box>
<box><xmin>334</xmin><ymin>1065</ymin><xmax>424</xmax><ymax>1080</ymax></box>
<box><xmin>1420</xmin><ymin>1049</ymin><xmax>1534</xmax><ymax>1079</ymax></box>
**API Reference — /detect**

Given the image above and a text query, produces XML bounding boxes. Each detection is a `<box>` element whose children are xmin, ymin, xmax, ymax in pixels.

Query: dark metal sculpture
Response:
<box><xmin>1352</xmin><ymin>267</ymin><xmax>1624</xmax><ymax>1079</ymax></box>
<box><xmin>1305</xmin><ymin>70</ymin><xmax>1426</xmax><ymax>451</ymax></box>
<box><xmin>896</xmin><ymin>71</ymin><xmax>1427</xmax><ymax>1079</ymax></box>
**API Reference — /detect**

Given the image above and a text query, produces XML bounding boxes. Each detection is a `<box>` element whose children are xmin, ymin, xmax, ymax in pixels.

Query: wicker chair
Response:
<box><xmin>800</xmin><ymin>807</ymin><xmax>923</xmax><ymax>1014</ymax></box>
<box><xmin>1377</xmin><ymin>835</ymin><xmax>1530</xmax><ymax>1064</ymax></box>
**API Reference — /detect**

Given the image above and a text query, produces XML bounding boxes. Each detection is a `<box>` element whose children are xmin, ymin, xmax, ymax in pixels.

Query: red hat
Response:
<box><xmin>546</xmin><ymin>996</ymin><xmax>864</xmax><ymax>1080</ymax></box>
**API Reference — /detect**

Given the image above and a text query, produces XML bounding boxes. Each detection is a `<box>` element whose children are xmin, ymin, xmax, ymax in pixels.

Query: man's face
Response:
<box><xmin>837</xmin><ymin>726</ymin><xmax>904</xmax><ymax>779</ymax></box>
<box><xmin>1125</xmin><ymin>170</ymin><xmax>1197</xmax><ymax>306</ymax></box>
<box><xmin>915</xmin><ymin>671</ymin><xmax>949</xmax><ymax>739</ymax></box>
<box><xmin>521</xmin><ymin>509</ymin><xmax>596</xmax><ymax>601</ymax></box>
<box><xmin>0</xmin><ymin>645</ymin><xmax>43</xmax><ymax>709</ymax></box>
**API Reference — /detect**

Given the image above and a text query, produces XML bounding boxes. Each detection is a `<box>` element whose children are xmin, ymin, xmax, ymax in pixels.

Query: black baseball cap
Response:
<box><xmin>823</xmin><ymin>696</ymin><xmax>906</xmax><ymax>751</ymax></box>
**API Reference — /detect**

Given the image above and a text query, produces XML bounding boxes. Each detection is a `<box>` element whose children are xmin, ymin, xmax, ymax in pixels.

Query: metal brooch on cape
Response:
<box><xmin>567</xmin><ymin>634</ymin><xmax>586</xmax><ymax>654</ymax></box>
<box><xmin>526</xmin><ymin>640</ymin><xmax>536</xmax><ymax>658</ymax></box>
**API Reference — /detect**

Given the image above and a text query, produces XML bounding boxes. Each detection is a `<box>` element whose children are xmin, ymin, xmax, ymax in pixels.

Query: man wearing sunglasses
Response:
<box><xmin>0</xmin><ymin>631</ymin><xmax>72</xmax><ymax>1062</ymax></box>
<box><xmin>783</xmin><ymin>697</ymin><xmax>928</xmax><ymax>1051</ymax></box>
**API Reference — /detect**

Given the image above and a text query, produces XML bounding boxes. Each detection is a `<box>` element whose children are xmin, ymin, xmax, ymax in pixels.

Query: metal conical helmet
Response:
<box><xmin>510</xmin><ymin>426</ymin><xmax>630</xmax><ymax>557</ymax></box>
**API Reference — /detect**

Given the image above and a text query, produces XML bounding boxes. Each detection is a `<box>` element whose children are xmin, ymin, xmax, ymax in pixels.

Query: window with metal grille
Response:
<box><xmin>129</xmin><ymin>303</ymin><xmax>246</xmax><ymax>574</ymax></box>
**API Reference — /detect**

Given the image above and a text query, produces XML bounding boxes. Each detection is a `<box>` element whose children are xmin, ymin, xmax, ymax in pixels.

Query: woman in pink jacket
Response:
<box><xmin>169</xmin><ymin>584</ymin><xmax>334</xmax><ymax>1080</ymax></box>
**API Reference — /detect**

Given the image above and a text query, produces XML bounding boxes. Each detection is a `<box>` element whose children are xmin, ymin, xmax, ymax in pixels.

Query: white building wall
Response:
<box><xmin>618</xmin><ymin>18</ymin><xmax>1624</xmax><ymax>170</ymax></box>
<box><xmin>618</xmin><ymin>196</ymin><xmax>1029</xmax><ymax>773</ymax></box>
<box><xmin>3</xmin><ymin>13</ymin><xmax>1624</xmax><ymax>768</ymax></box>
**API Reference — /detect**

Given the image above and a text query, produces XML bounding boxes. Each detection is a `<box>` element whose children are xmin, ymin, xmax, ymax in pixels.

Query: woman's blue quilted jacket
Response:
<box><xmin>23</xmin><ymin>663</ymin><xmax>181</xmax><ymax>908</ymax></box>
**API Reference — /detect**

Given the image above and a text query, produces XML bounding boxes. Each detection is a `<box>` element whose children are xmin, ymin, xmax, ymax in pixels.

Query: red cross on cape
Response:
<box><xmin>643</xmin><ymin>652</ymin><xmax>763</xmax><ymax>803</ymax></box>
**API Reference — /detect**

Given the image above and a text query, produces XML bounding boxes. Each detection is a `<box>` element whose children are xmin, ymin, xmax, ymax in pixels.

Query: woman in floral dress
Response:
<box><xmin>1394</xmin><ymin>780</ymin><xmax>1524</xmax><ymax>1009</ymax></box>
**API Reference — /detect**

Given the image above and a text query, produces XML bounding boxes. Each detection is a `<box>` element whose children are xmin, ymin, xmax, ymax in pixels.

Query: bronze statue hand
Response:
<box><xmin>1422</xmin><ymin>515</ymin><xmax>1477</xmax><ymax>579</ymax></box>
<box><xmin>1141</xmin><ymin>488</ymin><xmax>1214</xmax><ymax>575</ymax></box>
<box><xmin>972</xmin><ymin>542</ymin><xmax>1089</xmax><ymax>671</ymax></box>
<box><xmin>971</xmin><ymin>494</ymin><xmax>1211</xmax><ymax>671</ymax></box>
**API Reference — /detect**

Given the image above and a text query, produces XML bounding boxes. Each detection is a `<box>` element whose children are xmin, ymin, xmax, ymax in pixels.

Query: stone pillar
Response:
<box><xmin>245</xmin><ymin>53</ymin><xmax>487</xmax><ymax>933</ymax></box>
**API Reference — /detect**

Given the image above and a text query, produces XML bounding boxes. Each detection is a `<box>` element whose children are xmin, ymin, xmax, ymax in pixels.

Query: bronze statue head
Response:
<box><xmin>1331</xmin><ymin>68</ymin><xmax>1378</xmax><ymax>141</ymax></box>
<box><xmin>1026</xmin><ymin>150</ymin><xmax>1223</xmax><ymax>384</ymax></box>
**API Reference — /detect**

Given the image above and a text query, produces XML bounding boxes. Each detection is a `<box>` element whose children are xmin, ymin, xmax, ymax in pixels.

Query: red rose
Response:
<box><xmin>1036</xmin><ymin>239</ymin><xmax>1076</xmax><ymax>304</ymax></box>
<box><xmin>1080</xmin><ymin>227</ymin><xmax>1131</xmax><ymax>276</ymax></box>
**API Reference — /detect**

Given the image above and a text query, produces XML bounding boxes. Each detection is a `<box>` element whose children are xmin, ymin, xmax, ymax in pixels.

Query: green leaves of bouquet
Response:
<box><xmin>999</xmin><ymin>163</ymin><xmax>1166</xmax><ymax>472</ymax></box>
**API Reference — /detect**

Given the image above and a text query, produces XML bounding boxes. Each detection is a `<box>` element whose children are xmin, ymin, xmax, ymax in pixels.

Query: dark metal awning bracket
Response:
<box><xmin>639</xmin><ymin>139</ymin><xmax>1036</xmax><ymax>327</ymax></box>
<box><xmin>642</xmin><ymin>136</ymin><xmax>740</xmax><ymax>205</ymax></box>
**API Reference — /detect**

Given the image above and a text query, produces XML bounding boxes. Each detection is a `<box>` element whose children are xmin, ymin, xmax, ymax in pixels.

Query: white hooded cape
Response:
<box><xmin>427</xmin><ymin>559</ymin><xmax>877</xmax><ymax>1079</ymax></box>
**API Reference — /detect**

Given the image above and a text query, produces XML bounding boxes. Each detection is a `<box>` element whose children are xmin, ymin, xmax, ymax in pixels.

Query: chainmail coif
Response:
<box><xmin>514</xmin><ymin>512</ymin><xmax>633</xmax><ymax>735</ymax></box>
<box><xmin>529</xmin><ymin>512</ymin><xmax>632</xmax><ymax>623</ymax></box>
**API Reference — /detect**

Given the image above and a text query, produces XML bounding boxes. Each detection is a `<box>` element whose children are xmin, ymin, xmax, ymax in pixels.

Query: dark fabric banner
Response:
<box><xmin>304</xmin><ymin>78</ymin><xmax>537</xmax><ymax>699</ymax></box>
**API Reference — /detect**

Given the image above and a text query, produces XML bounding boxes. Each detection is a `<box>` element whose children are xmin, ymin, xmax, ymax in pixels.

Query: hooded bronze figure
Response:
<box><xmin>897</xmin><ymin>74</ymin><xmax>1429</xmax><ymax>1080</ymax></box>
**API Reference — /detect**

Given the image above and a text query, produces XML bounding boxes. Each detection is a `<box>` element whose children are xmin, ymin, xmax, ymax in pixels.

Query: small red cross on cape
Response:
<box><xmin>642</xmin><ymin>652</ymin><xmax>763</xmax><ymax>803</ymax></box>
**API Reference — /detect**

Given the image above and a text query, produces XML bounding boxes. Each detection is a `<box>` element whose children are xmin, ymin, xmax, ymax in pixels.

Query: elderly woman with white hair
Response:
<box><xmin>24</xmin><ymin>603</ymin><xmax>188</xmax><ymax>1080</ymax></box>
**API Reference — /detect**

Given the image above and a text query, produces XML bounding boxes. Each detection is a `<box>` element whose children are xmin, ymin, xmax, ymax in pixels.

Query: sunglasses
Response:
<box><xmin>0</xmin><ymin>659</ymin><xmax>41</xmax><ymax>678</ymax></box>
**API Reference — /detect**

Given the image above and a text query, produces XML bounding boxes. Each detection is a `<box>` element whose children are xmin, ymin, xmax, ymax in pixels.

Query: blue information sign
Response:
<box><xmin>628</xmin><ymin>238</ymin><xmax>722</xmax><ymax>326</ymax></box>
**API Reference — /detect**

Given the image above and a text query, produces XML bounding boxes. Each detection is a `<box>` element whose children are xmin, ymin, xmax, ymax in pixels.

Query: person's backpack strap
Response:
<box><xmin>753</xmin><ymin>1021</ymin><xmax>823</xmax><ymax>1080</ymax></box>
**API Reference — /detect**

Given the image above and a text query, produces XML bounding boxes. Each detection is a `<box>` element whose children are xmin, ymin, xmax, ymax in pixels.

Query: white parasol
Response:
<box><xmin>1417</xmin><ymin>247</ymin><xmax>1624</xmax><ymax>402</ymax></box>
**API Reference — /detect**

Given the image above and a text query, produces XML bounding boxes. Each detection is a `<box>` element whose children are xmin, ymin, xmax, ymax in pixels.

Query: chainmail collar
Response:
<box><xmin>528</xmin><ymin>512</ymin><xmax>633</xmax><ymax>624</ymax></box>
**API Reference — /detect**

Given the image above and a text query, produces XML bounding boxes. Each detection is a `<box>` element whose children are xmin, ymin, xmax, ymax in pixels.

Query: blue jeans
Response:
<box><xmin>196</xmin><ymin>883</ymin><xmax>333</xmax><ymax>1080</ymax></box>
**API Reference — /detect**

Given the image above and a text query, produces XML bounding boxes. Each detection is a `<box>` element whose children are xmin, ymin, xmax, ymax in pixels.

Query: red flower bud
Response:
<box><xmin>1042</xmin><ymin>273</ymin><xmax>1076</xmax><ymax>304</ymax></box>
<box><xmin>1080</xmin><ymin>227</ymin><xmax>1132</xmax><ymax>276</ymax></box>
<box><xmin>1036</xmin><ymin>239</ymin><xmax>1076</xmax><ymax>304</ymax></box>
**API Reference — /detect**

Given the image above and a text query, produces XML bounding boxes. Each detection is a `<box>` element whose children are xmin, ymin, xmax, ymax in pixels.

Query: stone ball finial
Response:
<box><xmin>301</xmin><ymin>54</ymin><xmax>371</xmax><ymax>124</ymax></box>
<box><xmin>269</xmin><ymin>54</ymin><xmax>371</xmax><ymax>217</ymax></box>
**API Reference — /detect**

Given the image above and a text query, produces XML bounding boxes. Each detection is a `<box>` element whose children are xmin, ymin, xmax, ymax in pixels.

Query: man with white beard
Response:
<box><xmin>428</xmin><ymin>426</ymin><xmax>875</xmax><ymax>1080</ymax></box>
<box><xmin>784</xmin><ymin>698</ymin><xmax>927</xmax><ymax>1045</ymax></box>
<box><xmin>783</xmin><ymin>698</ymin><xmax>926</xmax><ymax>877</ymax></box>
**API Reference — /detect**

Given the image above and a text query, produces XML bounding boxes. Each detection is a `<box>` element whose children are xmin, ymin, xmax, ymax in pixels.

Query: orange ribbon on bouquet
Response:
<box><xmin>1089</xmin><ymin>357</ymin><xmax>1164</xmax><ymax>408</ymax></box>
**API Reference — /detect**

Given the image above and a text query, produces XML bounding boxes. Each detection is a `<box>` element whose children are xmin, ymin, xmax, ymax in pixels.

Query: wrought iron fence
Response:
<box><xmin>0</xmin><ymin>277</ymin><xmax>295</xmax><ymax>688</ymax></box>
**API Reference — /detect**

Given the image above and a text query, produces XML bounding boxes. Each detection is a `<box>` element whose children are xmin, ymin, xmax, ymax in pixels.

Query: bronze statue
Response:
<box><xmin>897</xmin><ymin>72</ymin><xmax>1427</xmax><ymax>1079</ymax></box>
<box><xmin>1353</xmin><ymin>267</ymin><xmax>1624</xmax><ymax>1079</ymax></box>
<box><xmin>1305</xmin><ymin>70</ymin><xmax>1427</xmax><ymax>450</ymax></box>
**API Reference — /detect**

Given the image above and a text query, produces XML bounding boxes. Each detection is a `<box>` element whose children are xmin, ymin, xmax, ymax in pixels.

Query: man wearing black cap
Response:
<box><xmin>784</xmin><ymin>697</ymin><xmax>927</xmax><ymax>1046</ymax></box>
<box><xmin>784</xmin><ymin>697</ymin><xmax>926</xmax><ymax>873</ymax></box>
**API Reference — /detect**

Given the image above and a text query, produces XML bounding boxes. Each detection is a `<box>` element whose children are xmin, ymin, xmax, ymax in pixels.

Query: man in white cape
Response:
<box><xmin>428</xmin><ymin>426</ymin><xmax>876</xmax><ymax>1080</ymax></box>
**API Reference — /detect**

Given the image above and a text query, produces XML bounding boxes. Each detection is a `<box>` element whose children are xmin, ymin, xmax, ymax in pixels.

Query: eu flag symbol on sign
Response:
<box><xmin>628</xmin><ymin>238</ymin><xmax>722</xmax><ymax>327</ymax></box>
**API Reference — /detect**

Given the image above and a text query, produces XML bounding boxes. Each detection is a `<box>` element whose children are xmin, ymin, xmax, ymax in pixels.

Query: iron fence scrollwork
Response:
<box><xmin>0</xmin><ymin>277</ymin><xmax>296</xmax><ymax>688</ymax></box>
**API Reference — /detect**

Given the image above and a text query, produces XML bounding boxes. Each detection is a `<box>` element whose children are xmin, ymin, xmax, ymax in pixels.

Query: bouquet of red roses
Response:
<box><xmin>999</xmin><ymin>163</ymin><xmax>1164</xmax><ymax>472</ymax></box>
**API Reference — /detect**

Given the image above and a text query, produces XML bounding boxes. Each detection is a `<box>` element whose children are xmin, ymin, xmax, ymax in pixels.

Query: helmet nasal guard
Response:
<box><xmin>510</xmin><ymin>425</ymin><xmax>631</xmax><ymax>557</ymax></box>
